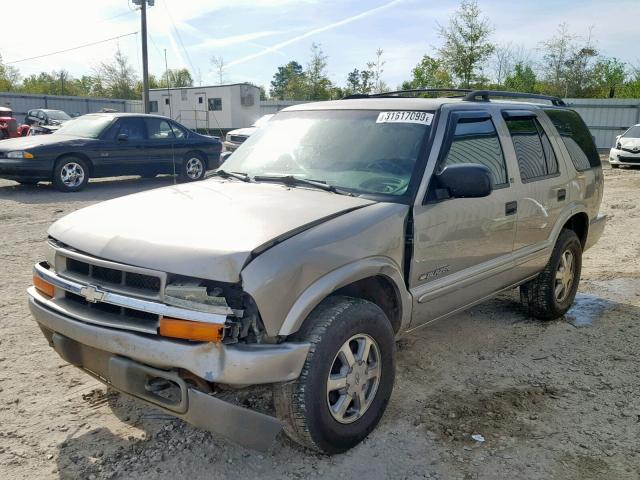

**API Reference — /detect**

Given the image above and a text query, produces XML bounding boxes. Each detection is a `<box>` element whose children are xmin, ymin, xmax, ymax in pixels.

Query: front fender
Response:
<box><xmin>278</xmin><ymin>256</ymin><xmax>411</xmax><ymax>336</ymax></box>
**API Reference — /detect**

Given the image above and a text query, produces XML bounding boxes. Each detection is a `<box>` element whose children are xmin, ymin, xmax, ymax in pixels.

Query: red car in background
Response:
<box><xmin>0</xmin><ymin>107</ymin><xmax>29</xmax><ymax>140</ymax></box>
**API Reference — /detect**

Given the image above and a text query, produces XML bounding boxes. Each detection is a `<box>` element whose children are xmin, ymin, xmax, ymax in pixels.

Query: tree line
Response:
<box><xmin>1</xmin><ymin>0</ymin><xmax>639</xmax><ymax>101</ymax></box>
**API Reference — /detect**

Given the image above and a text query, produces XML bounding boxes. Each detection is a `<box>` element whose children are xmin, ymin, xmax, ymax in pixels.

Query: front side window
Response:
<box><xmin>505</xmin><ymin>117</ymin><xmax>559</xmax><ymax>181</ymax></box>
<box><xmin>114</xmin><ymin>117</ymin><xmax>146</xmax><ymax>141</ymax></box>
<box><xmin>146</xmin><ymin>118</ymin><xmax>175</xmax><ymax>140</ymax></box>
<box><xmin>221</xmin><ymin>109</ymin><xmax>433</xmax><ymax>197</ymax></box>
<box><xmin>544</xmin><ymin>109</ymin><xmax>600</xmax><ymax>170</ymax></box>
<box><xmin>441</xmin><ymin>117</ymin><xmax>508</xmax><ymax>186</ymax></box>
<box><xmin>208</xmin><ymin>98</ymin><xmax>222</xmax><ymax>111</ymax></box>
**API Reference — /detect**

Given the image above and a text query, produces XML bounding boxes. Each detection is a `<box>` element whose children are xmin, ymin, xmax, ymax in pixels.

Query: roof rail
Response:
<box><xmin>462</xmin><ymin>90</ymin><xmax>567</xmax><ymax>107</ymax></box>
<box><xmin>342</xmin><ymin>88</ymin><xmax>472</xmax><ymax>99</ymax></box>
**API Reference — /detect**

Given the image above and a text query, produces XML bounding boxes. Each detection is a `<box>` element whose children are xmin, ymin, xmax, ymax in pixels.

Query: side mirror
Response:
<box><xmin>117</xmin><ymin>133</ymin><xmax>129</xmax><ymax>141</ymax></box>
<box><xmin>220</xmin><ymin>151</ymin><xmax>233</xmax><ymax>163</ymax></box>
<box><xmin>435</xmin><ymin>163</ymin><xmax>493</xmax><ymax>199</ymax></box>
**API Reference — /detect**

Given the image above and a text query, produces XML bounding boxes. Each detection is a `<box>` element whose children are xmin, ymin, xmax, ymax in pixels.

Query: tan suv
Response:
<box><xmin>29</xmin><ymin>89</ymin><xmax>605</xmax><ymax>453</ymax></box>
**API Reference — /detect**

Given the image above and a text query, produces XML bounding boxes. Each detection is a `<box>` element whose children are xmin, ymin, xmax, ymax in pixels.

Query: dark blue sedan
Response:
<box><xmin>0</xmin><ymin>113</ymin><xmax>222</xmax><ymax>191</ymax></box>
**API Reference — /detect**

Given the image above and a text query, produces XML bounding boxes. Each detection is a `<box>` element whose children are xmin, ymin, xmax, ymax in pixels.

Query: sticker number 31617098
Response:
<box><xmin>376</xmin><ymin>111</ymin><xmax>434</xmax><ymax>125</ymax></box>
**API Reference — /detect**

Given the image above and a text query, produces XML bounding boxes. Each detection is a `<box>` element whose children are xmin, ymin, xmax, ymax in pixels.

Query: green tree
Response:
<box><xmin>403</xmin><ymin>55</ymin><xmax>453</xmax><ymax>89</ymax></box>
<box><xmin>437</xmin><ymin>0</ymin><xmax>495</xmax><ymax>88</ymax></box>
<box><xmin>160</xmin><ymin>68</ymin><xmax>194</xmax><ymax>88</ymax></box>
<box><xmin>0</xmin><ymin>54</ymin><xmax>21</xmax><ymax>91</ymax></box>
<box><xmin>345</xmin><ymin>68</ymin><xmax>373</xmax><ymax>95</ymax></box>
<box><xmin>94</xmin><ymin>48</ymin><xmax>139</xmax><ymax>99</ymax></box>
<box><xmin>269</xmin><ymin>61</ymin><xmax>304</xmax><ymax>100</ymax></box>
<box><xmin>593</xmin><ymin>57</ymin><xmax>627</xmax><ymax>98</ymax></box>
<box><xmin>367</xmin><ymin>48</ymin><xmax>388</xmax><ymax>93</ymax></box>
<box><xmin>504</xmin><ymin>63</ymin><xmax>537</xmax><ymax>92</ymax></box>
<box><xmin>305</xmin><ymin>43</ymin><xmax>332</xmax><ymax>100</ymax></box>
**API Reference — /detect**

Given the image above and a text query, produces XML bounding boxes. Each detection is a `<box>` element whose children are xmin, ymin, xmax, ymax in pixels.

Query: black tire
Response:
<box><xmin>179</xmin><ymin>152</ymin><xmax>206</xmax><ymax>182</ymax></box>
<box><xmin>273</xmin><ymin>296</ymin><xmax>396</xmax><ymax>454</ymax></box>
<box><xmin>53</xmin><ymin>156</ymin><xmax>89</xmax><ymax>192</ymax></box>
<box><xmin>520</xmin><ymin>229</ymin><xmax>582</xmax><ymax>320</ymax></box>
<box><xmin>610</xmin><ymin>163</ymin><xmax>620</xmax><ymax>169</ymax></box>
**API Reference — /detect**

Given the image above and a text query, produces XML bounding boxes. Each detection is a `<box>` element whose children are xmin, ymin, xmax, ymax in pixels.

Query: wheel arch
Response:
<box><xmin>561</xmin><ymin>211</ymin><xmax>589</xmax><ymax>249</ymax></box>
<box><xmin>278</xmin><ymin>257</ymin><xmax>411</xmax><ymax>337</ymax></box>
<box><xmin>54</xmin><ymin>152</ymin><xmax>94</xmax><ymax>176</ymax></box>
<box><xmin>184</xmin><ymin>149</ymin><xmax>209</xmax><ymax>169</ymax></box>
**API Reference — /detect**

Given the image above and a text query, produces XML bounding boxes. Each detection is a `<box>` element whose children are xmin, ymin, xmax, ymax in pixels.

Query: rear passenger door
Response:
<box><xmin>144</xmin><ymin>118</ymin><xmax>186</xmax><ymax>173</ymax></box>
<box><xmin>410</xmin><ymin>109</ymin><xmax>517</xmax><ymax>327</ymax></box>
<box><xmin>499</xmin><ymin>110</ymin><xmax>570</xmax><ymax>276</ymax></box>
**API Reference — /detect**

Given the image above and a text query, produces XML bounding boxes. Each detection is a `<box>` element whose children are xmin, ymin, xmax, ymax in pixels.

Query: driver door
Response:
<box><xmin>409</xmin><ymin>109</ymin><xmax>517</xmax><ymax>328</ymax></box>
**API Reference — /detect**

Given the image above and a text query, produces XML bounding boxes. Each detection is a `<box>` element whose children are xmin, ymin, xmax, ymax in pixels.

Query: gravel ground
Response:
<box><xmin>1</xmin><ymin>163</ymin><xmax>639</xmax><ymax>480</ymax></box>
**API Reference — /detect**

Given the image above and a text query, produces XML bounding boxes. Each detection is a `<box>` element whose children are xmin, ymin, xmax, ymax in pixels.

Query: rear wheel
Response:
<box><xmin>179</xmin><ymin>153</ymin><xmax>206</xmax><ymax>182</ymax></box>
<box><xmin>273</xmin><ymin>296</ymin><xmax>395</xmax><ymax>454</ymax></box>
<box><xmin>520</xmin><ymin>229</ymin><xmax>582</xmax><ymax>320</ymax></box>
<box><xmin>53</xmin><ymin>157</ymin><xmax>89</xmax><ymax>192</ymax></box>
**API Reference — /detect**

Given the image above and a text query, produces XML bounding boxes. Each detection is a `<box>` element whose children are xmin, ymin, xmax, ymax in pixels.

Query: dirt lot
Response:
<box><xmin>1</xmin><ymin>163</ymin><xmax>639</xmax><ymax>480</ymax></box>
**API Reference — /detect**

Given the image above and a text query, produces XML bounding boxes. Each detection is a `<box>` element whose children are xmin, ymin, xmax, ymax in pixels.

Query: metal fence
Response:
<box><xmin>564</xmin><ymin>98</ymin><xmax>640</xmax><ymax>150</ymax></box>
<box><xmin>0</xmin><ymin>92</ymin><xmax>143</xmax><ymax>122</ymax></box>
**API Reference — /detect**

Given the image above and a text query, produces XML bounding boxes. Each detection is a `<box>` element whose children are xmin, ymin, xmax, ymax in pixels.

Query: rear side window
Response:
<box><xmin>505</xmin><ymin>118</ymin><xmax>559</xmax><ymax>182</ymax></box>
<box><xmin>146</xmin><ymin>118</ymin><xmax>176</xmax><ymax>140</ymax></box>
<box><xmin>544</xmin><ymin>109</ymin><xmax>600</xmax><ymax>170</ymax></box>
<box><xmin>441</xmin><ymin>117</ymin><xmax>508</xmax><ymax>186</ymax></box>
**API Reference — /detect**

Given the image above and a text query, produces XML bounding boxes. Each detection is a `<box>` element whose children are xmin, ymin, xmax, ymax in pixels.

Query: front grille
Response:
<box><xmin>65</xmin><ymin>257</ymin><xmax>161</xmax><ymax>295</ymax></box>
<box><xmin>229</xmin><ymin>135</ymin><xmax>247</xmax><ymax>143</ymax></box>
<box><xmin>619</xmin><ymin>156</ymin><xmax>640</xmax><ymax>164</ymax></box>
<box><xmin>65</xmin><ymin>291</ymin><xmax>159</xmax><ymax>327</ymax></box>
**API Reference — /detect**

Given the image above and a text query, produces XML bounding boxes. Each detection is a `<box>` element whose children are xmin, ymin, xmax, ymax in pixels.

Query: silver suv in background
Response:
<box><xmin>223</xmin><ymin>114</ymin><xmax>273</xmax><ymax>152</ymax></box>
<box><xmin>28</xmin><ymin>89</ymin><xmax>604</xmax><ymax>453</ymax></box>
<box><xmin>609</xmin><ymin>124</ymin><xmax>640</xmax><ymax>168</ymax></box>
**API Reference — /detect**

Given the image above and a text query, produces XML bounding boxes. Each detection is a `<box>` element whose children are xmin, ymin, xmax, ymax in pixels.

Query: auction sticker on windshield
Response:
<box><xmin>376</xmin><ymin>111</ymin><xmax>433</xmax><ymax>125</ymax></box>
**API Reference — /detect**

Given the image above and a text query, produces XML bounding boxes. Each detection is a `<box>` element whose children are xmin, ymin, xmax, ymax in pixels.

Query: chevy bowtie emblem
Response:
<box><xmin>80</xmin><ymin>285</ymin><xmax>106</xmax><ymax>303</ymax></box>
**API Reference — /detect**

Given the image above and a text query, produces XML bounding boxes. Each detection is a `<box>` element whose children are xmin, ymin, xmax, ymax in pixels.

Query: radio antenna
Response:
<box><xmin>164</xmin><ymin>48</ymin><xmax>176</xmax><ymax>184</ymax></box>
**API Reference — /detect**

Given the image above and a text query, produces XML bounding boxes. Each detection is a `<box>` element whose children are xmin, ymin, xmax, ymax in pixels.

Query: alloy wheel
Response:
<box><xmin>185</xmin><ymin>157</ymin><xmax>204</xmax><ymax>180</ymax></box>
<box><xmin>60</xmin><ymin>162</ymin><xmax>85</xmax><ymax>188</ymax></box>
<box><xmin>555</xmin><ymin>249</ymin><xmax>575</xmax><ymax>302</ymax></box>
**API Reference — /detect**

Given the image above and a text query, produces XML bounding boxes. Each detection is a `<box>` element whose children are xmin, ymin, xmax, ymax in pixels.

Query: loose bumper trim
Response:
<box><xmin>29</xmin><ymin>292</ymin><xmax>310</xmax><ymax>385</ymax></box>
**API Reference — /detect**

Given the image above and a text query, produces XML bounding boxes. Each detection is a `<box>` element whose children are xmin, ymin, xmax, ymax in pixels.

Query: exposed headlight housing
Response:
<box><xmin>7</xmin><ymin>151</ymin><xmax>34</xmax><ymax>159</ymax></box>
<box><xmin>616</xmin><ymin>142</ymin><xmax>622</xmax><ymax>149</ymax></box>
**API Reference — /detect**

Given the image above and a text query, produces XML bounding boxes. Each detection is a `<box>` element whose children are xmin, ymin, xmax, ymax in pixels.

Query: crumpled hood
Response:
<box><xmin>619</xmin><ymin>137</ymin><xmax>640</xmax><ymax>151</ymax></box>
<box><xmin>49</xmin><ymin>180</ymin><xmax>375</xmax><ymax>282</ymax></box>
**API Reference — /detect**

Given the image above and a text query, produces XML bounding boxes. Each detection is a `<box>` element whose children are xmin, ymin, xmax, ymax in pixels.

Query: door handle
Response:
<box><xmin>557</xmin><ymin>188</ymin><xmax>566</xmax><ymax>201</ymax></box>
<box><xmin>505</xmin><ymin>201</ymin><xmax>517</xmax><ymax>216</ymax></box>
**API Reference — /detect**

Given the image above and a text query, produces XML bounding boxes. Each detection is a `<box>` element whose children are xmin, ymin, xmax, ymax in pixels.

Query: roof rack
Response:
<box><xmin>343</xmin><ymin>88</ymin><xmax>472</xmax><ymax>99</ymax></box>
<box><xmin>462</xmin><ymin>90</ymin><xmax>566</xmax><ymax>107</ymax></box>
<box><xmin>342</xmin><ymin>88</ymin><xmax>567</xmax><ymax>106</ymax></box>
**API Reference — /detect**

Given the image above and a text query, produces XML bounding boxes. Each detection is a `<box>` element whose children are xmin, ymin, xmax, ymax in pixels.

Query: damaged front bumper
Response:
<box><xmin>28</xmin><ymin>290</ymin><xmax>310</xmax><ymax>450</ymax></box>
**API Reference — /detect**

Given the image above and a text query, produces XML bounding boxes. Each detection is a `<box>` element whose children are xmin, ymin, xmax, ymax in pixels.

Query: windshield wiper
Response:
<box><xmin>206</xmin><ymin>169</ymin><xmax>251</xmax><ymax>182</ymax></box>
<box><xmin>253</xmin><ymin>175</ymin><xmax>353</xmax><ymax>196</ymax></box>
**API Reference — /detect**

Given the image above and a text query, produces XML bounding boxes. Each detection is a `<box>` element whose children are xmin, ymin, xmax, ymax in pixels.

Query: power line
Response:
<box><xmin>6</xmin><ymin>32</ymin><xmax>138</xmax><ymax>65</ymax></box>
<box><xmin>161</xmin><ymin>0</ymin><xmax>196</xmax><ymax>74</ymax></box>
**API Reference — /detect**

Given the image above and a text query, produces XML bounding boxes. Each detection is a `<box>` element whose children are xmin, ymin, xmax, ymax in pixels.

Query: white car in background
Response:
<box><xmin>223</xmin><ymin>114</ymin><xmax>273</xmax><ymax>152</ymax></box>
<box><xmin>609</xmin><ymin>124</ymin><xmax>640</xmax><ymax>168</ymax></box>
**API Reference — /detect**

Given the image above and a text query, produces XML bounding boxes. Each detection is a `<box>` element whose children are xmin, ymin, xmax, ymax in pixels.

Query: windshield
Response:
<box><xmin>222</xmin><ymin>109</ymin><xmax>433</xmax><ymax>197</ymax></box>
<box><xmin>252</xmin><ymin>114</ymin><xmax>274</xmax><ymax>128</ymax></box>
<box><xmin>623</xmin><ymin>125</ymin><xmax>640</xmax><ymax>138</ymax></box>
<box><xmin>47</xmin><ymin>110</ymin><xmax>71</xmax><ymax>121</ymax></box>
<box><xmin>54</xmin><ymin>115</ymin><xmax>113</xmax><ymax>138</ymax></box>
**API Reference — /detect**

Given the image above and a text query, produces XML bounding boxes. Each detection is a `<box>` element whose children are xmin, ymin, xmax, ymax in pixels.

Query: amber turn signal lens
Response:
<box><xmin>159</xmin><ymin>317</ymin><xmax>224</xmax><ymax>342</ymax></box>
<box><xmin>33</xmin><ymin>275</ymin><xmax>55</xmax><ymax>298</ymax></box>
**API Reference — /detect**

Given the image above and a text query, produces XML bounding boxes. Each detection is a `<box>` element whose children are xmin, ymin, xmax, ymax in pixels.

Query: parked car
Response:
<box><xmin>223</xmin><ymin>114</ymin><xmax>273</xmax><ymax>152</ymax></box>
<box><xmin>0</xmin><ymin>107</ymin><xmax>29</xmax><ymax>139</ymax></box>
<box><xmin>0</xmin><ymin>113</ymin><xmax>222</xmax><ymax>190</ymax></box>
<box><xmin>609</xmin><ymin>124</ymin><xmax>640</xmax><ymax>168</ymax></box>
<box><xmin>28</xmin><ymin>90</ymin><xmax>604</xmax><ymax>453</ymax></box>
<box><xmin>23</xmin><ymin>109</ymin><xmax>72</xmax><ymax>136</ymax></box>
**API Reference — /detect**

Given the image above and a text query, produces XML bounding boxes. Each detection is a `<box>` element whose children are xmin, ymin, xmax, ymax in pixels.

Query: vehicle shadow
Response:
<box><xmin>0</xmin><ymin>175</ymin><xmax>179</xmax><ymax>206</ymax></box>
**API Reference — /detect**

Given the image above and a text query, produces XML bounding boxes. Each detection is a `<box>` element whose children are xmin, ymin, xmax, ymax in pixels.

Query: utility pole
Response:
<box><xmin>133</xmin><ymin>0</ymin><xmax>153</xmax><ymax>113</ymax></box>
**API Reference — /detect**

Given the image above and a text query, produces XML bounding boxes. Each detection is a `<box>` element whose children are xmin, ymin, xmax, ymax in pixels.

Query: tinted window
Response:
<box><xmin>505</xmin><ymin>118</ymin><xmax>558</xmax><ymax>181</ymax></box>
<box><xmin>544</xmin><ymin>109</ymin><xmax>600</xmax><ymax>170</ymax></box>
<box><xmin>441</xmin><ymin>117</ymin><xmax>507</xmax><ymax>185</ymax></box>
<box><xmin>170</xmin><ymin>122</ymin><xmax>186</xmax><ymax>139</ymax></box>
<box><xmin>114</xmin><ymin>117</ymin><xmax>146</xmax><ymax>141</ymax></box>
<box><xmin>146</xmin><ymin>118</ymin><xmax>175</xmax><ymax>140</ymax></box>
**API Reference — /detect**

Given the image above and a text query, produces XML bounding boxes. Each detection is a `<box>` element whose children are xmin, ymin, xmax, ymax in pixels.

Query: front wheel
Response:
<box><xmin>273</xmin><ymin>296</ymin><xmax>396</xmax><ymax>454</ymax></box>
<box><xmin>53</xmin><ymin>157</ymin><xmax>89</xmax><ymax>192</ymax></box>
<box><xmin>179</xmin><ymin>153</ymin><xmax>206</xmax><ymax>182</ymax></box>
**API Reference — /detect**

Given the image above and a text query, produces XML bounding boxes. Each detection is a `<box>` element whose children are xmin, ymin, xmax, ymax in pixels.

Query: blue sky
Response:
<box><xmin>2</xmin><ymin>0</ymin><xmax>638</xmax><ymax>90</ymax></box>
